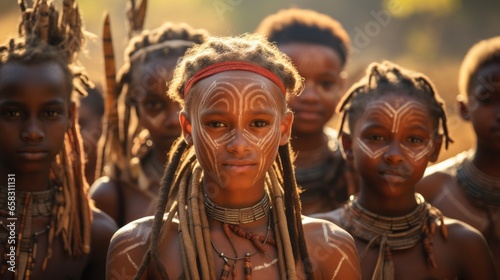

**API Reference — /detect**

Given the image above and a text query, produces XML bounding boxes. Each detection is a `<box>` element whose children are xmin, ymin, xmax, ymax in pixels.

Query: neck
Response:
<box><xmin>290</xmin><ymin>130</ymin><xmax>329</xmax><ymax>168</ymax></box>
<box><xmin>357</xmin><ymin>187</ymin><xmax>418</xmax><ymax>217</ymax></box>
<box><xmin>472</xmin><ymin>146</ymin><xmax>500</xmax><ymax>177</ymax></box>
<box><xmin>0</xmin><ymin>168</ymin><xmax>51</xmax><ymax>192</ymax></box>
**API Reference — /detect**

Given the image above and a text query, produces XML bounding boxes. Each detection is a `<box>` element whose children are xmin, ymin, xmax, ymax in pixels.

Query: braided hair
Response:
<box><xmin>0</xmin><ymin>0</ymin><xmax>92</xmax><ymax>264</ymax></box>
<box><xmin>338</xmin><ymin>61</ymin><xmax>453</xmax><ymax>149</ymax></box>
<box><xmin>458</xmin><ymin>36</ymin><xmax>500</xmax><ymax>102</ymax></box>
<box><xmin>134</xmin><ymin>33</ymin><xmax>315</xmax><ymax>280</ymax></box>
<box><xmin>97</xmin><ymin>22</ymin><xmax>209</xmax><ymax>182</ymax></box>
<box><xmin>255</xmin><ymin>8</ymin><xmax>350</xmax><ymax>67</ymax></box>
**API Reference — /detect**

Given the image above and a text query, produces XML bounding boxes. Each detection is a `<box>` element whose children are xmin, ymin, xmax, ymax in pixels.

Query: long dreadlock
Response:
<box><xmin>0</xmin><ymin>0</ymin><xmax>92</xmax><ymax>265</ymax></box>
<box><xmin>95</xmin><ymin>21</ymin><xmax>209</xmax><ymax>185</ymax></box>
<box><xmin>134</xmin><ymin>34</ymin><xmax>315</xmax><ymax>280</ymax></box>
<box><xmin>337</xmin><ymin>60</ymin><xmax>453</xmax><ymax>149</ymax></box>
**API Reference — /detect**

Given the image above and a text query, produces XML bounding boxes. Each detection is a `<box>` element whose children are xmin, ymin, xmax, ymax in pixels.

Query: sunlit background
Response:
<box><xmin>1</xmin><ymin>0</ymin><xmax>499</xmax><ymax>163</ymax></box>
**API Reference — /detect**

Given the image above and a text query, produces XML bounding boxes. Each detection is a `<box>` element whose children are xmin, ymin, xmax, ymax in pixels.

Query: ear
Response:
<box><xmin>458</xmin><ymin>97</ymin><xmax>471</xmax><ymax>121</ymax></box>
<box><xmin>179</xmin><ymin>111</ymin><xmax>193</xmax><ymax>145</ymax></box>
<box><xmin>340</xmin><ymin>132</ymin><xmax>353</xmax><ymax>161</ymax></box>
<box><xmin>279</xmin><ymin>111</ymin><xmax>293</xmax><ymax>146</ymax></box>
<box><xmin>68</xmin><ymin>102</ymin><xmax>76</xmax><ymax>130</ymax></box>
<box><xmin>429</xmin><ymin>135</ymin><xmax>443</xmax><ymax>163</ymax></box>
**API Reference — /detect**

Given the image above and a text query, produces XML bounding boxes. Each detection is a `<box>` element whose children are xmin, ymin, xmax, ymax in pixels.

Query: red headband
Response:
<box><xmin>183</xmin><ymin>61</ymin><xmax>287</xmax><ymax>97</ymax></box>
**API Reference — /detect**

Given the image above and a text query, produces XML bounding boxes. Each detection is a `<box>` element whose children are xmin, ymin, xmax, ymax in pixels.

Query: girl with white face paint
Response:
<box><xmin>106</xmin><ymin>34</ymin><xmax>361</xmax><ymax>280</ymax></box>
<box><xmin>313</xmin><ymin>61</ymin><xmax>496</xmax><ymax>280</ymax></box>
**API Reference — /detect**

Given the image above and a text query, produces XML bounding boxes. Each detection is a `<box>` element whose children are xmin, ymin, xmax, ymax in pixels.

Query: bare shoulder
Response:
<box><xmin>106</xmin><ymin>216</ymin><xmax>155</xmax><ymax>280</ymax></box>
<box><xmin>89</xmin><ymin>176</ymin><xmax>118</xmax><ymax>199</ymax></box>
<box><xmin>416</xmin><ymin>171</ymin><xmax>453</xmax><ymax>202</ymax></box>
<box><xmin>309</xmin><ymin>208</ymin><xmax>344</xmax><ymax>226</ymax></box>
<box><xmin>442</xmin><ymin>217</ymin><xmax>497</xmax><ymax>279</ymax></box>
<box><xmin>92</xmin><ymin>208</ymin><xmax>118</xmax><ymax>241</ymax></box>
<box><xmin>301</xmin><ymin>216</ymin><xmax>361</xmax><ymax>280</ymax></box>
<box><xmin>89</xmin><ymin>176</ymin><xmax>120</xmax><ymax>222</ymax></box>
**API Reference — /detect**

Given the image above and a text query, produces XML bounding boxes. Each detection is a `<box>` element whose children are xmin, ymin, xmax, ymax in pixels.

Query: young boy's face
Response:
<box><xmin>131</xmin><ymin>56</ymin><xmax>181</xmax><ymax>152</ymax></box>
<box><xmin>343</xmin><ymin>93</ymin><xmax>441</xmax><ymax>197</ymax></box>
<box><xmin>463</xmin><ymin>64</ymin><xmax>500</xmax><ymax>152</ymax></box>
<box><xmin>279</xmin><ymin>43</ymin><xmax>344</xmax><ymax>136</ymax></box>
<box><xmin>0</xmin><ymin>62</ymin><xmax>72</xmax><ymax>174</ymax></box>
<box><xmin>181</xmin><ymin>71</ymin><xmax>292</xmax><ymax>193</ymax></box>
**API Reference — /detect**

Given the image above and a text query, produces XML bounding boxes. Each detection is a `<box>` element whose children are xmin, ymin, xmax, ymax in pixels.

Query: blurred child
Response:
<box><xmin>314</xmin><ymin>61</ymin><xmax>496</xmax><ymax>279</ymax></box>
<box><xmin>78</xmin><ymin>84</ymin><xmax>104</xmax><ymax>185</ymax></box>
<box><xmin>107</xmin><ymin>34</ymin><xmax>361</xmax><ymax>280</ymax></box>
<box><xmin>90</xmin><ymin>22</ymin><xmax>209</xmax><ymax>227</ymax></box>
<box><xmin>256</xmin><ymin>8</ymin><xmax>357</xmax><ymax>215</ymax></box>
<box><xmin>417</xmin><ymin>36</ymin><xmax>500</xmax><ymax>273</ymax></box>
<box><xmin>0</xmin><ymin>1</ymin><xmax>116</xmax><ymax>279</ymax></box>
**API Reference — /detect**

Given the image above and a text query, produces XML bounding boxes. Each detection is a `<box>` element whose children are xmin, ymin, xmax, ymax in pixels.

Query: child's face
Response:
<box><xmin>343</xmin><ymin>93</ymin><xmax>441</xmax><ymax>197</ymax></box>
<box><xmin>279</xmin><ymin>43</ymin><xmax>344</xmax><ymax>135</ymax></box>
<box><xmin>463</xmin><ymin>64</ymin><xmax>500</xmax><ymax>152</ymax></box>
<box><xmin>0</xmin><ymin>62</ymin><xmax>73</xmax><ymax>174</ymax></box>
<box><xmin>181</xmin><ymin>71</ymin><xmax>292</xmax><ymax>193</ymax></box>
<box><xmin>131</xmin><ymin>56</ymin><xmax>181</xmax><ymax>151</ymax></box>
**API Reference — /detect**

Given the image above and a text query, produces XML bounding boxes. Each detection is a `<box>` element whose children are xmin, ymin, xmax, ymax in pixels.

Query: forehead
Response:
<box><xmin>130</xmin><ymin>55</ymin><xmax>177</xmax><ymax>84</ymax></box>
<box><xmin>470</xmin><ymin>63</ymin><xmax>500</xmax><ymax>95</ymax></box>
<box><xmin>278</xmin><ymin>42</ymin><xmax>343</xmax><ymax>74</ymax></box>
<box><xmin>0</xmin><ymin>62</ymin><xmax>66</xmax><ymax>88</ymax></box>
<box><xmin>356</xmin><ymin>93</ymin><xmax>430</xmax><ymax>126</ymax></box>
<box><xmin>188</xmin><ymin>71</ymin><xmax>284</xmax><ymax>110</ymax></box>
<box><xmin>0</xmin><ymin>62</ymin><xmax>69</xmax><ymax>100</ymax></box>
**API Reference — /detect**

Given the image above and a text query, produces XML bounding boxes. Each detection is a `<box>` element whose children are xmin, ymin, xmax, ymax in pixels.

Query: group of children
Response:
<box><xmin>0</xmin><ymin>0</ymin><xmax>499</xmax><ymax>279</ymax></box>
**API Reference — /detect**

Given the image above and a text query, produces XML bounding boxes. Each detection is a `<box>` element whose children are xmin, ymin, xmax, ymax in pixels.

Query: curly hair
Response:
<box><xmin>0</xmin><ymin>0</ymin><xmax>91</xmax><ymax>267</ymax></box>
<box><xmin>458</xmin><ymin>36</ymin><xmax>500</xmax><ymax>102</ymax></box>
<box><xmin>255</xmin><ymin>8</ymin><xmax>350</xmax><ymax>66</ymax></box>
<box><xmin>134</xmin><ymin>34</ymin><xmax>314</xmax><ymax>280</ymax></box>
<box><xmin>338</xmin><ymin>60</ymin><xmax>453</xmax><ymax>149</ymax></box>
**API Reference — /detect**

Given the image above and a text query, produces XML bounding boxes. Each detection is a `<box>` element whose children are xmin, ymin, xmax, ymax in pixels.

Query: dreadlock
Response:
<box><xmin>255</xmin><ymin>8</ymin><xmax>350</xmax><ymax>67</ymax></box>
<box><xmin>134</xmin><ymin>33</ymin><xmax>314</xmax><ymax>280</ymax></box>
<box><xmin>0</xmin><ymin>0</ymin><xmax>91</xmax><ymax>266</ymax></box>
<box><xmin>96</xmin><ymin>21</ymin><xmax>209</xmax><ymax>184</ymax></box>
<box><xmin>338</xmin><ymin>60</ymin><xmax>453</xmax><ymax>149</ymax></box>
<box><xmin>458</xmin><ymin>36</ymin><xmax>500</xmax><ymax>102</ymax></box>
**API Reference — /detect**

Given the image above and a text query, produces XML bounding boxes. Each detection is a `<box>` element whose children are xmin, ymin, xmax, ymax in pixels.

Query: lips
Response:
<box><xmin>381</xmin><ymin>170</ymin><xmax>408</xmax><ymax>185</ymax></box>
<box><xmin>18</xmin><ymin>147</ymin><xmax>49</xmax><ymax>161</ymax></box>
<box><xmin>222</xmin><ymin>160</ymin><xmax>257</xmax><ymax>173</ymax></box>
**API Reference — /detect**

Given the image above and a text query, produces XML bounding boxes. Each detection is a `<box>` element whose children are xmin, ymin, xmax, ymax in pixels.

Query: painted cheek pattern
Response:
<box><xmin>356</xmin><ymin>100</ymin><xmax>434</xmax><ymax>163</ymax></box>
<box><xmin>191</xmin><ymin>77</ymin><xmax>281</xmax><ymax>186</ymax></box>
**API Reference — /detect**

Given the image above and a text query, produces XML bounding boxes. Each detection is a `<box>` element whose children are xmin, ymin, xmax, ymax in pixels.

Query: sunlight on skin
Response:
<box><xmin>190</xmin><ymin>76</ymin><xmax>282</xmax><ymax>187</ymax></box>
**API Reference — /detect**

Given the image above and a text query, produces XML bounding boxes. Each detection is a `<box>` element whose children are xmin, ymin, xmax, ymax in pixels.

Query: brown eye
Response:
<box><xmin>251</xmin><ymin>120</ymin><xmax>268</xmax><ymax>128</ymax></box>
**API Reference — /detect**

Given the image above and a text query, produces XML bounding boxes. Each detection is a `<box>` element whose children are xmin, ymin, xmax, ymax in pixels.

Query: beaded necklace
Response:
<box><xmin>343</xmin><ymin>194</ymin><xmax>448</xmax><ymax>280</ymax></box>
<box><xmin>205</xmin><ymin>195</ymin><xmax>275</xmax><ymax>279</ymax></box>
<box><xmin>0</xmin><ymin>185</ymin><xmax>63</xmax><ymax>279</ymax></box>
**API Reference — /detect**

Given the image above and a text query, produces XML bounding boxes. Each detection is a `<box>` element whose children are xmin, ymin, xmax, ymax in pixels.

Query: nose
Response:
<box><xmin>298</xmin><ymin>80</ymin><xmax>321</xmax><ymax>103</ymax></box>
<box><xmin>226</xmin><ymin>129</ymin><xmax>252</xmax><ymax>155</ymax></box>
<box><xmin>21</xmin><ymin>116</ymin><xmax>45</xmax><ymax>142</ymax></box>
<box><xmin>383</xmin><ymin>141</ymin><xmax>404</xmax><ymax>165</ymax></box>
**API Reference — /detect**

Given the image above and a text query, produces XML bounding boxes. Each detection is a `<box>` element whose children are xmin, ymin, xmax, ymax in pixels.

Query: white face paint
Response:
<box><xmin>355</xmin><ymin>98</ymin><xmax>435</xmax><ymax>164</ymax></box>
<box><xmin>188</xmin><ymin>74</ymin><xmax>285</xmax><ymax>191</ymax></box>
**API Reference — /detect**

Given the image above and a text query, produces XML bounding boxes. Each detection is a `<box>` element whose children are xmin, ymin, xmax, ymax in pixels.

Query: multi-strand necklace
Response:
<box><xmin>205</xmin><ymin>194</ymin><xmax>275</xmax><ymax>279</ymax></box>
<box><xmin>456</xmin><ymin>158</ymin><xmax>500</xmax><ymax>207</ymax></box>
<box><xmin>343</xmin><ymin>194</ymin><xmax>447</xmax><ymax>280</ymax></box>
<box><xmin>0</xmin><ymin>185</ymin><xmax>62</xmax><ymax>279</ymax></box>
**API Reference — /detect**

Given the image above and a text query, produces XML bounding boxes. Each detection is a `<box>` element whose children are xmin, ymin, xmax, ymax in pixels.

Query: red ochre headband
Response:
<box><xmin>183</xmin><ymin>61</ymin><xmax>287</xmax><ymax>97</ymax></box>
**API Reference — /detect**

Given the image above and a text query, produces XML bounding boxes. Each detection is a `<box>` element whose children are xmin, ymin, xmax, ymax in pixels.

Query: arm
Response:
<box><xmin>82</xmin><ymin>209</ymin><xmax>118</xmax><ymax>280</ymax></box>
<box><xmin>90</xmin><ymin>176</ymin><xmax>120</xmax><ymax>225</ymax></box>
<box><xmin>106</xmin><ymin>217</ymin><xmax>153</xmax><ymax>280</ymax></box>
<box><xmin>303</xmin><ymin>217</ymin><xmax>361</xmax><ymax>280</ymax></box>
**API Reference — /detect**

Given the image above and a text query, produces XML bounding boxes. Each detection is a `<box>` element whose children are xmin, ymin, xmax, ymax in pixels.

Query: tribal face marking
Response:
<box><xmin>355</xmin><ymin>98</ymin><xmax>435</xmax><ymax>164</ymax></box>
<box><xmin>189</xmin><ymin>75</ymin><xmax>283</xmax><ymax>188</ymax></box>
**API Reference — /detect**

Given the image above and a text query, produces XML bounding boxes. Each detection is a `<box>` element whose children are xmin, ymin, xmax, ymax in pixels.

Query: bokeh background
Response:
<box><xmin>1</xmin><ymin>0</ymin><xmax>499</xmax><ymax>163</ymax></box>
